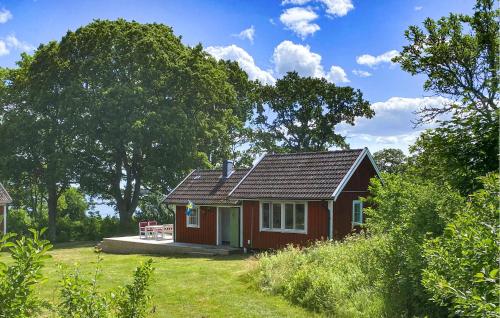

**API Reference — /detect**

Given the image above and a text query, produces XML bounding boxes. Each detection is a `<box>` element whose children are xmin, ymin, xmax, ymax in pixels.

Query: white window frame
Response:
<box><xmin>259</xmin><ymin>201</ymin><xmax>308</xmax><ymax>234</ymax></box>
<box><xmin>186</xmin><ymin>206</ymin><xmax>200</xmax><ymax>228</ymax></box>
<box><xmin>352</xmin><ymin>200</ymin><xmax>363</xmax><ymax>226</ymax></box>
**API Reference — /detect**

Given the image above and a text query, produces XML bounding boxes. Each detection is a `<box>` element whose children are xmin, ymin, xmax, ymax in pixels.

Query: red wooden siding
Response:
<box><xmin>175</xmin><ymin>205</ymin><xmax>216</xmax><ymax>245</ymax></box>
<box><xmin>0</xmin><ymin>205</ymin><xmax>4</xmax><ymax>233</ymax></box>
<box><xmin>242</xmin><ymin>200</ymin><xmax>329</xmax><ymax>249</ymax></box>
<box><xmin>333</xmin><ymin>156</ymin><xmax>377</xmax><ymax>239</ymax></box>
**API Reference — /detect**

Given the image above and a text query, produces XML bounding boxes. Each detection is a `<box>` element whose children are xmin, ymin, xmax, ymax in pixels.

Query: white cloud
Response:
<box><xmin>345</xmin><ymin>131</ymin><xmax>422</xmax><ymax>154</ymax></box>
<box><xmin>272</xmin><ymin>40</ymin><xmax>349</xmax><ymax>83</ymax></box>
<box><xmin>5</xmin><ymin>35</ymin><xmax>34</xmax><ymax>52</ymax></box>
<box><xmin>326</xmin><ymin>65</ymin><xmax>349</xmax><ymax>83</ymax></box>
<box><xmin>414</xmin><ymin>6</ymin><xmax>423</xmax><ymax>11</ymax></box>
<box><xmin>281</xmin><ymin>0</ymin><xmax>354</xmax><ymax>17</ymax></box>
<box><xmin>371</xmin><ymin>96</ymin><xmax>452</xmax><ymax>112</ymax></box>
<box><xmin>233</xmin><ymin>25</ymin><xmax>255</xmax><ymax>44</ymax></box>
<box><xmin>0</xmin><ymin>8</ymin><xmax>12</xmax><ymax>24</ymax></box>
<box><xmin>320</xmin><ymin>0</ymin><xmax>354</xmax><ymax>17</ymax></box>
<box><xmin>337</xmin><ymin>96</ymin><xmax>452</xmax><ymax>153</ymax></box>
<box><xmin>205</xmin><ymin>45</ymin><xmax>275</xmax><ymax>85</ymax></box>
<box><xmin>0</xmin><ymin>41</ymin><xmax>9</xmax><ymax>56</ymax></box>
<box><xmin>282</xmin><ymin>0</ymin><xmax>312</xmax><ymax>4</ymax></box>
<box><xmin>269</xmin><ymin>18</ymin><xmax>276</xmax><ymax>25</ymax></box>
<box><xmin>280</xmin><ymin>7</ymin><xmax>320</xmax><ymax>39</ymax></box>
<box><xmin>352</xmin><ymin>69</ymin><xmax>372</xmax><ymax>77</ymax></box>
<box><xmin>356</xmin><ymin>50</ymin><xmax>399</xmax><ymax>68</ymax></box>
<box><xmin>272</xmin><ymin>40</ymin><xmax>324</xmax><ymax>77</ymax></box>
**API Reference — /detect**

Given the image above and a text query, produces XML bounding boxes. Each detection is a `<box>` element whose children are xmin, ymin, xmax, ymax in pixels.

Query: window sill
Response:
<box><xmin>352</xmin><ymin>223</ymin><xmax>363</xmax><ymax>227</ymax></box>
<box><xmin>186</xmin><ymin>224</ymin><xmax>200</xmax><ymax>228</ymax></box>
<box><xmin>260</xmin><ymin>228</ymin><xmax>307</xmax><ymax>235</ymax></box>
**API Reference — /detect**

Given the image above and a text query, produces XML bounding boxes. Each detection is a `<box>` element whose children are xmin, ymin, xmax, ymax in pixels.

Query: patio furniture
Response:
<box><xmin>139</xmin><ymin>221</ymin><xmax>149</xmax><ymax>239</ymax></box>
<box><xmin>146</xmin><ymin>221</ymin><xmax>157</xmax><ymax>239</ymax></box>
<box><xmin>145</xmin><ymin>225</ymin><xmax>165</xmax><ymax>240</ymax></box>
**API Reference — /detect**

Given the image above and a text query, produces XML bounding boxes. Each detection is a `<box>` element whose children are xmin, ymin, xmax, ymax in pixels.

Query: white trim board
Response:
<box><xmin>331</xmin><ymin>148</ymin><xmax>382</xmax><ymax>201</ymax></box>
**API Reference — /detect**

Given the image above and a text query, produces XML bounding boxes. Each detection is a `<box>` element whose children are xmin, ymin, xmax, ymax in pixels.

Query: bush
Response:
<box><xmin>253</xmin><ymin>236</ymin><xmax>390</xmax><ymax>317</ymax></box>
<box><xmin>365</xmin><ymin>173</ymin><xmax>464</xmax><ymax>316</ymax></box>
<box><xmin>0</xmin><ymin>229</ymin><xmax>52</xmax><ymax>318</ymax></box>
<box><xmin>0</xmin><ymin>229</ymin><xmax>154</xmax><ymax>317</ymax></box>
<box><xmin>59</xmin><ymin>256</ymin><xmax>154</xmax><ymax>318</ymax></box>
<box><xmin>422</xmin><ymin>173</ymin><xmax>500</xmax><ymax>317</ymax></box>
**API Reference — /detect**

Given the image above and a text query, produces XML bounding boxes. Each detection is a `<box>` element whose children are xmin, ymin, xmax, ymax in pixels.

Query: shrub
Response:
<box><xmin>253</xmin><ymin>236</ymin><xmax>390</xmax><ymax>317</ymax></box>
<box><xmin>0</xmin><ymin>229</ymin><xmax>52</xmax><ymax>318</ymax></box>
<box><xmin>422</xmin><ymin>173</ymin><xmax>500</xmax><ymax>317</ymax></box>
<box><xmin>365</xmin><ymin>173</ymin><xmax>464</xmax><ymax>316</ymax></box>
<box><xmin>59</xmin><ymin>256</ymin><xmax>154</xmax><ymax>318</ymax></box>
<box><xmin>114</xmin><ymin>258</ymin><xmax>154</xmax><ymax>318</ymax></box>
<box><xmin>58</xmin><ymin>256</ymin><xmax>111</xmax><ymax>318</ymax></box>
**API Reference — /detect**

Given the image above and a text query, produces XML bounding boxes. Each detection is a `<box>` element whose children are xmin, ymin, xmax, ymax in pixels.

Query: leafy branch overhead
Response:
<box><xmin>394</xmin><ymin>0</ymin><xmax>499</xmax><ymax>124</ymax></box>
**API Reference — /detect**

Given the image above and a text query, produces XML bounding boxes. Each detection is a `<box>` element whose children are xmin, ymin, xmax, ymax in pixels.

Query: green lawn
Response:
<box><xmin>0</xmin><ymin>242</ymin><xmax>317</xmax><ymax>318</ymax></box>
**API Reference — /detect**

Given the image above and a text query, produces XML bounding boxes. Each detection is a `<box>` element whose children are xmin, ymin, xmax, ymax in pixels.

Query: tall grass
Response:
<box><xmin>251</xmin><ymin>235</ymin><xmax>393</xmax><ymax>317</ymax></box>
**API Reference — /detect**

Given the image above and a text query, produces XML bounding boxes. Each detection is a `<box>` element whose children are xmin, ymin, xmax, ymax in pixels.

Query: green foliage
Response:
<box><xmin>114</xmin><ymin>259</ymin><xmax>154</xmax><ymax>318</ymax></box>
<box><xmin>57</xmin><ymin>187</ymin><xmax>88</xmax><ymax>221</ymax></box>
<box><xmin>365</xmin><ymin>173</ymin><xmax>464</xmax><ymax>316</ymax></box>
<box><xmin>136</xmin><ymin>192</ymin><xmax>174</xmax><ymax>225</ymax></box>
<box><xmin>58</xmin><ymin>256</ymin><xmax>111</xmax><ymax>318</ymax></box>
<box><xmin>422</xmin><ymin>173</ymin><xmax>500</xmax><ymax>317</ymax></box>
<box><xmin>253</xmin><ymin>72</ymin><xmax>373</xmax><ymax>152</ymax></box>
<box><xmin>395</xmin><ymin>0</ymin><xmax>499</xmax><ymax>196</ymax></box>
<box><xmin>408</xmin><ymin>114</ymin><xmax>498</xmax><ymax>195</ymax></box>
<box><xmin>394</xmin><ymin>0</ymin><xmax>498</xmax><ymax>125</ymax></box>
<box><xmin>59</xmin><ymin>256</ymin><xmax>154</xmax><ymax>318</ymax></box>
<box><xmin>253</xmin><ymin>236</ymin><xmax>391</xmax><ymax>317</ymax></box>
<box><xmin>0</xmin><ymin>229</ymin><xmax>52</xmax><ymax>318</ymax></box>
<box><xmin>372</xmin><ymin>148</ymin><xmax>407</xmax><ymax>174</ymax></box>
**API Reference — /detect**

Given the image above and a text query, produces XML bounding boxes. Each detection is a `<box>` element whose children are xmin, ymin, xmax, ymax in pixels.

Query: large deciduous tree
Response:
<box><xmin>395</xmin><ymin>0</ymin><xmax>499</xmax><ymax>194</ymax></box>
<box><xmin>58</xmin><ymin>20</ymin><xmax>251</xmax><ymax>230</ymax></box>
<box><xmin>253</xmin><ymin>72</ymin><xmax>372</xmax><ymax>153</ymax></box>
<box><xmin>373</xmin><ymin>148</ymin><xmax>407</xmax><ymax>174</ymax></box>
<box><xmin>0</xmin><ymin>45</ymin><xmax>75</xmax><ymax>241</ymax></box>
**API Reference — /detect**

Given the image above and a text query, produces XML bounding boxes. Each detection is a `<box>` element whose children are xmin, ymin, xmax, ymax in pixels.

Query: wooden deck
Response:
<box><xmin>99</xmin><ymin>235</ymin><xmax>241</xmax><ymax>256</ymax></box>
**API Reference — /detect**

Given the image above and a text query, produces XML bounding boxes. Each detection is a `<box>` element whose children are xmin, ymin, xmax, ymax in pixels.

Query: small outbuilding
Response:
<box><xmin>0</xmin><ymin>183</ymin><xmax>12</xmax><ymax>234</ymax></box>
<box><xmin>164</xmin><ymin>148</ymin><xmax>381</xmax><ymax>250</ymax></box>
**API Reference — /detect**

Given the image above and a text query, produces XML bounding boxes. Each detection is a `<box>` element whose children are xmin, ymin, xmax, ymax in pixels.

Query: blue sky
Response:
<box><xmin>0</xmin><ymin>0</ymin><xmax>474</xmax><ymax>154</ymax></box>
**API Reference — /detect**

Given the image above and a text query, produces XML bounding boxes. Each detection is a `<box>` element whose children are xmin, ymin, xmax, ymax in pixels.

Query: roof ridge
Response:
<box><xmin>266</xmin><ymin>148</ymin><xmax>364</xmax><ymax>157</ymax></box>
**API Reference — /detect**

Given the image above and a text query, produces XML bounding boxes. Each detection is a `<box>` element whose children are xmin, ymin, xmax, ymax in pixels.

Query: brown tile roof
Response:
<box><xmin>0</xmin><ymin>183</ymin><xmax>12</xmax><ymax>204</ymax></box>
<box><xmin>164</xmin><ymin>169</ymin><xmax>250</xmax><ymax>205</ymax></box>
<box><xmin>229</xmin><ymin>149</ymin><xmax>364</xmax><ymax>200</ymax></box>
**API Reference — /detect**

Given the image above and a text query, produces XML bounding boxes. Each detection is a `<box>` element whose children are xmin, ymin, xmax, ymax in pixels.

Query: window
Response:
<box><xmin>352</xmin><ymin>200</ymin><xmax>363</xmax><ymax>226</ymax></box>
<box><xmin>272</xmin><ymin>203</ymin><xmax>282</xmax><ymax>228</ymax></box>
<box><xmin>187</xmin><ymin>207</ymin><xmax>200</xmax><ymax>228</ymax></box>
<box><xmin>261</xmin><ymin>202</ymin><xmax>307</xmax><ymax>233</ymax></box>
<box><xmin>262</xmin><ymin>203</ymin><xmax>270</xmax><ymax>229</ymax></box>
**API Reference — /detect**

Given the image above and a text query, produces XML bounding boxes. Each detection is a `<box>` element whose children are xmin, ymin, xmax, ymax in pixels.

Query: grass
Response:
<box><xmin>0</xmin><ymin>241</ymin><xmax>317</xmax><ymax>318</ymax></box>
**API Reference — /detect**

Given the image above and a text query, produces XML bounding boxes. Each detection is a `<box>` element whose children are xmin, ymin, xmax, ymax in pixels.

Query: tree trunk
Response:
<box><xmin>47</xmin><ymin>182</ymin><xmax>57</xmax><ymax>242</ymax></box>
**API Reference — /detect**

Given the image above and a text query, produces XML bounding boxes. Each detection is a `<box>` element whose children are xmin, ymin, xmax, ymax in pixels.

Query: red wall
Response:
<box><xmin>242</xmin><ymin>200</ymin><xmax>329</xmax><ymax>249</ymax></box>
<box><xmin>333</xmin><ymin>156</ymin><xmax>377</xmax><ymax>239</ymax></box>
<box><xmin>175</xmin><ymin>205</ymin><xmax>217</xmax><ymax>245</ymax></box>
<box><xmin>174</xmin><ymin>155</ymin><xmax>377</xmax><ymax>248</ymax></box>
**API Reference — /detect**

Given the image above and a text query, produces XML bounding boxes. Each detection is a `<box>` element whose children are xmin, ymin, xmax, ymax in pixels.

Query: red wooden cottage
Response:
<box><xmin>0</xmin><ymin>183</ymin><xmax>12</xmax><ymax>234</ymax></box>
<box><xmin>164</xmin><ymin>148</ymin><xmax>381</xmax><ymax>250</ymax></box>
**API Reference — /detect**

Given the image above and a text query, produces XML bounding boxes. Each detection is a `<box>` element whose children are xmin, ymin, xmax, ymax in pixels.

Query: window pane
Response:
<box><xmin>295</xmin><ymin>204</ymin><xmax>305</xmax><ymax>230</ymax></box>
<box><xmin>272</xmin><ymin>203</ymin><xmax>282</xmax><ymax>229</ymax></box>
<box><xmin>353</xmin><ymin>202</ymin><xmax>362</xmax><ymax>224</ymax></box>
<box><xmin>262</xmin><ymin>203</ymin><xmax>270</xmax><ymax>228</ymax></box>
<box><xmin>285</xmin><ymin>204</ymin><xmax>294</xmax><ymax>229</ymax></box>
